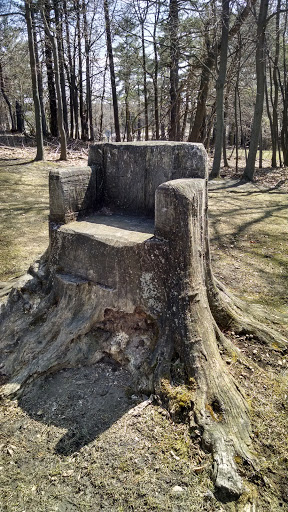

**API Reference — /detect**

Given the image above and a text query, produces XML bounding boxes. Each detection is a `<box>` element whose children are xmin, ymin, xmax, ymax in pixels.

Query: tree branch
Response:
<box><xmin>0</xmin><ymin>12</ymin><xmax>25</xmax><ymax>17</ymax></box>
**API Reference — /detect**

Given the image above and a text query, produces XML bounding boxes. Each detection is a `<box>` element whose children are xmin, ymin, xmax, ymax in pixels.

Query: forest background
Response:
<box><xmin>1</xmin><ymin>0</ymin><xmax>288</xmax><ymax>180</ymax></box>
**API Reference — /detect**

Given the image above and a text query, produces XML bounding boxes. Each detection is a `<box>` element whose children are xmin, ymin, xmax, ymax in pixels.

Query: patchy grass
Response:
<box><xmin>0</xmin><ymin>157</ymin><xmax>50</xmax><ymax>281</ymax></box>
<box><xmin>208</xmin><ymin>179</ymin><xmax>288</xmax><ymax>315</ymax></box>
<box><xmin>0</xmin><ymin>145</ymin><xmax>288</xmax><ymax>511</ymax></box>
<box><xmin>0</xmin><ymin>143</ymin><xmax>88</xmax><ymax>282</ymax></box>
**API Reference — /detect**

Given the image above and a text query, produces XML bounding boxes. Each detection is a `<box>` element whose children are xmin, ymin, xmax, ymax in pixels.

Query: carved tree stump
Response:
<box><xmin>0</xmin><ymin>141</ymin><xmax>276</xmax><ymax>499</ymax></box>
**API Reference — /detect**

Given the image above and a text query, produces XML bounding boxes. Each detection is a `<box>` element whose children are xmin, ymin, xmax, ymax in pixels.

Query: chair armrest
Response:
<box><xmin>49</xmin><ymin>167</ymin><xmax>96</xmax><ymax>224</ymax></box>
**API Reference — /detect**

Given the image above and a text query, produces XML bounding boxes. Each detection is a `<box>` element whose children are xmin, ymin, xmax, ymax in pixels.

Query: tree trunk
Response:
<box><xmin>204</xmin><ymin>105</ymin><xmax>216</xmax><ymax>151</ymax></box>
<box><xmin>281</xmin><ymin>82</ymin><xmax>288</xmax><ymax>165</ymax></box>
<box><xmin>280</xmin><ymin>7</ymin><xmax>288</xmax><ymax>165</ymax></box>
<box><xmin>154</xmin><ymin>180</ymin><xmax>253</xmax><ymax>498</ymax></box>
<box><xmin>53</xmin><ymin>0</ymin><xmax>68</xmax><ymax>134</ymax></box>
<box><xmin>189</xmin><ymin>51</ymin><xmax>214</xmax><ymax>143</ymax></box>
<box><xmin>63</xmin><ymin>0</ymin><xmax>76</xmax><ymax>138</ymax></box>
<box><xmin>41</xmin><ymin>9</ymin><xmax>67</xmax><ymax>160</ymax></box>
<box><xmin>137</xmin><ymin>84</ymin><xmax>142</xmax><ymax>140</ymax></box>
<box><xmin>234</xmin><ymin>35</ymin><xmax>242</xmax><ymax>172</ymax></box>
<box><xmin>181</xmin><ymin>90</ymin><xmax>190</xmax><ymax>140</ymax></box>
<box><xmin>124</xmin><ymin>83</ymin><xmax>132</xmax><ymax>142</ymax></box>
<box><xmin>31</xmin><ymin>8</ymin><xmax>48</xmax><ymax>137</ymax></box>
<box><xmin>0</xmin><ymin>61</ymin><xmax>16</xmax><ymax>132</ymax></box>
<box><xmin>168</xmin><ymin>0</ymin><xmax>180</xmax><ymax>141</ymax></box>
<box><xmin>44</xmin><ymin>1</ymin><xmax>58</xmax><ymax>137</ymax></box>
<box><xmin>83</xmin><ymin>0</ymin><xmax>94</xmax><ymax>141</ymax></box>
<box><xmin>243</xmin><ymin>0</ymin><xmax>269</xmax><ymax>181</ymax></box>
<box><xmin>189</xmin><ymin>0</ymin><xmax>257</xmax><ymax>143</ymax></box>
<box><xmin>265</xmin><ymin>65</ymin><xmax>273</xmax><ymax>159</ymax></box>
<box><xmin>259</xmin><ymin>129</ymin><xmax>263</xmax><ymax>168</ymax></box>
<box><xmin>15</xmin><ymin>101</ymin><xmax>25</xmax><ymax>133</ymax></box>
<box><xmin>222</xmin><ymin>105</ymin><xmax>229</xmax><ymax>168</ymax></box>
<box><xmin>235</xmin><ymin>85</ymin><xmax>239</xmax><ymax>172</ymax></box>
<box><xmin>76</xmin><ymin>0</ymin><xmax>87</xmax><ymax>140</ymax></box>
<box><xmin>153</xmin><ymin>3</ymin><xmax>160</xmax><ymax>140</ymax></box>
<box><xmin>210</xmin><ymin>0</ymin><xmax>230</xmax><ymax>178</ymax></box>
<box><xmin>99</xmin><ymin>58</ymin><xmax>107</xmax><ymax>141</ymax></box>
<box><xmin>104</xmin><ymin>0</ymin><xmax>121</xmax><ymax>142</ymax></box>
<box><xmin>25</xmin><ymin>0</ymin><xmax>44</xmax><ymax>161</ymax></box>
<box><xmin>271</xmin><ymin>0</ymin><xmax>281</xmax><ymax>168</ymax></box>
<box><xmin>141</xmin><ymin>22</ymin><xmax>149</xmax><ymax>141</ymax></box>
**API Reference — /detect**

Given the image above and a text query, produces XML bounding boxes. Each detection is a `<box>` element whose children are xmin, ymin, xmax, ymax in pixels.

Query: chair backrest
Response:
<box><xmin>49</xmin><ymin>142</ymin><xmax>208</xmax><ymax>224</ymax></box>
<box><xmin>88</xmin><ymin>142</ymin><xmax>208</xmax><ymax>216</ymax></box>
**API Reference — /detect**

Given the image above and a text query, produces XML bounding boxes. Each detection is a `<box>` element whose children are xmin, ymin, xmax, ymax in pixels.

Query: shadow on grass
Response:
<box><xmin>18</xmin><ymin>361</ymin><xmax>135</xmax><ymax>456</ymax></box>
<box><xmin>209</xmin><ymin>201</ymin><xmax>288</xmax><ymax>246</ymax></box>
<box><xmin>0</xmin><ymin>159</ymin><xmax>35</xmax><ymax>167</ymax></box>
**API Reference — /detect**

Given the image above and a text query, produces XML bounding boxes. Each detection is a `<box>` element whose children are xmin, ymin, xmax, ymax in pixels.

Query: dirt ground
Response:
<box><xmin>0</xmin><ymin>141</ymin><xmax>288</xmax><ymax>511</ymax></box>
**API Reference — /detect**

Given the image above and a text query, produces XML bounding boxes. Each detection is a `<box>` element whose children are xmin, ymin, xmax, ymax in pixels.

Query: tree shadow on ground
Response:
<box><xmin>0</xmin><ymin>159</ymin><xmax>35</xmax><ymax>166</ymax></box>
<box><xmin>208</xmin><ymin>190</ymin><xmax>288</xmax><ymax>313</ymax></box>
<box><xmin>209</xmin><ymin>201</ymin><xmax>288</xmax><ymax>242</ymax></box>
<box><xmin>18</xmin><ymin>361</ymin><xmax>135</xmax><ymax>456</ymax></box>
<box><xmin>209</xmin><ymin>178</ymin><xmax>248</xmax><ymax>190</ymax></box>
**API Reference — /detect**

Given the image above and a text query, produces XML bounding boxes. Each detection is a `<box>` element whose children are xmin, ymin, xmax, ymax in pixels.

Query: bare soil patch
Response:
<box><xmin>0</xmin><ymin>143</ymin><xmax>288</xmax><ymax>511</ymax></box>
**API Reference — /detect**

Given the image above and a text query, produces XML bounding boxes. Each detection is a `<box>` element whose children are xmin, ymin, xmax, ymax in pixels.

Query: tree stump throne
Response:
<box><xmin>0</xmin><ymin>142</ymin><xmax>259</xmax><ymax>498</ymax></box>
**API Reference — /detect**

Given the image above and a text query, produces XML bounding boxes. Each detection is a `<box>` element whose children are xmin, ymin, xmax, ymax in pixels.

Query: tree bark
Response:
<box><xmin>63</xmin><ymin>0</ymin><xmax>78</xmax><ymax>138</ymax></box>
<box><xmin>234</xmin><ymin>84</ymin><xmax>239</xmax><ymax>172</ymax></box>
<box><xmin>189</xmin><ymin>50</ymin><xmax>214</xmax><ymax>143</ymax></box>
<box><xmin>153</xmin><ymin>1</ymin><xmax>160</xmax><ymax>140</ymax></box>
<box><xmin>25</xmin><ymin>0</ymin><xmax>44</xmax><ymax>161</ymax></box>
<box><xmin>15</xmin><ymin>101</ymin><xmax>25</xmax><ymax>133</ymax></box>
<box><xmin>99</xmin><ymin>58</ymin><xmax>108</xmax><ymax>141</ymax></box>
<box><xmin>0</xmin><ymin>61</ymin><xmax>16</xmax><ymax>132</ymax></box>
<box><xmin>141</xmin><ymin>21</ymin><xmax>149</xmax><ymax>141</ymax></box>
<box><xmin>83</xmin><ymin>0</ymin><xmax>94</xmax><ymax>140</ymax></box>
<box><xmin>44</xmin><ymin>1</ymin><xmax>58</xmax><ymax>137</ymax></box>
<box><xmin>53</xmin><ymin>0</ymin><xmax>68</xmax><ymax>134</ymax></box>
<box><xmin>75</xmin><ymin>0</ymin><xmax>87</xmax><ymax>140</ymax></box>
<box><xmin>280</xmin><ymin>7</ymin><xmax>288</xmax><ymax>165</ymax></box>
<box><xmin>154</xmin><ymin>180</ymin><xmax>254</xmax><ymax>498</ymax></box>
<box><xmin>210</xmin><ymin>0</ymin><xmax>230</xmax><ymax>178</ymax></box>
<box><xmin>31</xmin><ymin>7</ymin><xmax>48</xmax><ymax>137</ymax></box>
<box><xmin>281</xmin><ymin>82</ymin><xmax>288</xmax><ymax>165</ymax></box>
<box><xmin>243</xmin><ymin>0</ymin><xmax>269</xmax><ymax>181</ymax></box>
<box><xmin>168</xmin><ymin>0</ymin><xmax>180</xmax><ymax>141</ymax></box>
<box><xmin>222</xmin><ymin>103</ymin><xmax>229</xmax><ymax>168</ymax></box>
<box><xmin>271</xmin><ymin>0</ymin><xmax>281</xmax><ymax>168</ymax></box>
<box><xmin>181</xmin><ymin>90</ymin><xmax>190</xmax><ymax>140</ymax></box>
<box><xmin>41</xmin><ymin>9</ymin><xmax>67</xmax><ymax>160</ymax></box>
<box><xmin>104</xmin><ymin>0</ymin><xmax>121</xmax><ymax>142</ymax></box>
<box><xmin>0</xmin><ymin>173</ymin><xmax>256</xmax><ymax>499</ymax></box>
<box><xmin>124</xmin><ymin>82</ymin><xmax>132</xmax><ymax>142</ymax></box>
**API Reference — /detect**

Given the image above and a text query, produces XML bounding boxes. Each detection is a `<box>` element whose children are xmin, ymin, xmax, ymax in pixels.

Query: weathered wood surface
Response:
<box><xmin>49</xmin><ymin>167</ymin><xmax>96</xmax><ymax>223</ymax></box>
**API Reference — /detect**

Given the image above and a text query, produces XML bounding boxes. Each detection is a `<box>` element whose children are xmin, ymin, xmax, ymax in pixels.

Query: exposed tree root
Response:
<box><xmin>206</xmin><ymin>274</ymin><xmax>288</xmax><ymax>351</ymax></box>
<box><xmin>154</xmin><ymin>180</ymin><xmax>255</xmax><ymax>498</ymax></box>
<box><xmin>202</xmin><ymin>183</ymin><xmax>288</xmax><ymax>353</ymax></box>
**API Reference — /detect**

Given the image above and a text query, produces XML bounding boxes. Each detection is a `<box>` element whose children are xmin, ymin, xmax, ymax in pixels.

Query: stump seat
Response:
<box><xmin>48</xmin><ymin>142</ymin><xmax>208</xmax><ymax>287</ymax></box>
<box><xmin>59</xmin><ymin>214</ymin><xmax>154</xmax><ymax>246</ymax></box>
